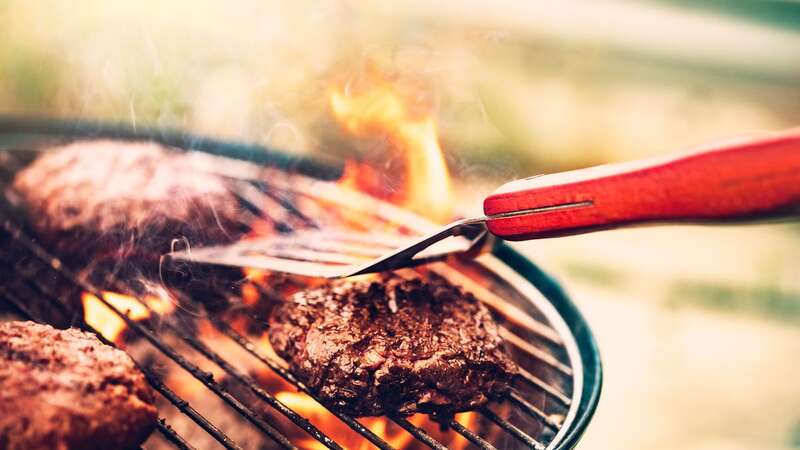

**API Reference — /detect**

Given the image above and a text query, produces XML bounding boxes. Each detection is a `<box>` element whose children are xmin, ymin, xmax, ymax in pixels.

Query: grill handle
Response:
<box><xmin>483</xmin><ymin>132</ymin><xmax>800</xmax><ymax>240</ymax></box>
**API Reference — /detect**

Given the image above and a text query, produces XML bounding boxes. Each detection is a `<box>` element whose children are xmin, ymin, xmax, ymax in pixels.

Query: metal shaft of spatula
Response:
<box><xmin>165</xmin><ymin>130</ymin><xmax>800</xmax><ymax>278</ymax></box>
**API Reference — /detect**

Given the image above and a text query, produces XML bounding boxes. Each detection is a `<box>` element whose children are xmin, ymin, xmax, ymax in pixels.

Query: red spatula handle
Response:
<box><xmin>484</xmin><ymin>132</ymin><xmax>800</xmax><ymax>241</ymax></box>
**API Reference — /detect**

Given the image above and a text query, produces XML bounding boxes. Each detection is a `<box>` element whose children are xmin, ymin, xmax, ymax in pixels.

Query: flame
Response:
<box><xmin>167</xmin><ymin>322</ymin><xmax>230</xmax><ymax>398</ymax></box>
<box><xmin>275</xmin><ymin>389</ymin><xmax>421</xmax><ymax>449</ymax></box>
<box><xmin>249</xmin><ymin>217</ymin><xmax>277</xmax><ymax>237</ymax></box>
<box><xmin>241</xmin><ymin>282</ymin><xmax>261</xmax><ymax>306</ymax></box>
<box><xmin>144</xmin><ymin>293</ymin><xmax>175</xmax><ymax>315</ymax></box>
<box><xmin>81</xmin><ymin>290</ymin><xmax>174</xmax><ymax>343</ymax></box>
<box><xmin>244</xmin><ymin>267</ymin><xmax>272</xmax><ymax>285</ymax></box>
<box><xmin>337</xmin><ymin>160</ymin><xmax>383</xmax><ymax>195</ymax></box>
<box><xmin>330</xmin><ymin>71</ymin><xmax>453</xmax><ymax>222</ymax></box>
<box><xmin>276</xmin><ymin>387</ymin><xmax>474</xmax><ymax>450</ymax></box>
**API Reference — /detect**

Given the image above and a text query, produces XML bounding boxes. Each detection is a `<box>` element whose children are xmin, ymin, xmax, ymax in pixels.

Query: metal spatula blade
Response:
<box><xmin>164</xmin><ymin>218</ymin><xmax>492</xmax><ymax>278</ymax></box>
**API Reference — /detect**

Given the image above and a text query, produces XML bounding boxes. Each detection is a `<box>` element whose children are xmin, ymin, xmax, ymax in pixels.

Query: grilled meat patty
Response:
<box><xmin>269</xmin><ymin>274</ymin><xmax>518</xmax><ymax>417</ymax></box>
<box><xmin>12</xmin><ymin>140</ymin><xmax>246</xmax><ymax>269</ymax></box>
<box><xmin>0</xmin><ymin>321</ymin><xmax>157</xmax><ymax>450</ymax></box>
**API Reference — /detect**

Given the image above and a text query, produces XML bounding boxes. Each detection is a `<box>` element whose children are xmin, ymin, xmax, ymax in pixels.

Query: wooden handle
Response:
<box><xmin>483</xmin><ymin>132</ymin><xmax>800</xmax><ymax>241</ymax></box>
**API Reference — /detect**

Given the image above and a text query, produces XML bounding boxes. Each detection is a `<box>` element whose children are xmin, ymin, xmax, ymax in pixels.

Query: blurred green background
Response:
<box><xmin>2</xmin><ymin>1</ymin><xmax>799</xmax><ymax>448</ymax></box>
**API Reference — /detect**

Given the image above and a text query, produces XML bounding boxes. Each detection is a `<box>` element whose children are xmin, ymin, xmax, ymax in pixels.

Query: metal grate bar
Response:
<box><xmin>0</xmin><ymin>291</ymin><xmax>37</xmax><ymax>320</ymax></box>
<box><xmin>478</xmin><ymin>406</ymin><xmax>544</xmax><ymax>450</ymax></box>
<box><xmin>251</xmin><ymin>180</ymin><xmax>318</xmax><ymax>228</ymax></box>
<box><xmin>508</xmin><ymin>391</ymin><xmax>561</xmax><ymax>430</ymax></box>
<box><xmin>448</xmin><ymin>419</ymin><xmax>497</xmax><ymax>450</ymax></box>
<box><xmin>144</xmin><ymin>372</ymin><xmax>243</xmax><ymax>450</ymax></box>
<box><xmin>499</xmin><ymin>327</ymin><xmax>573</xmax><ymax>376</ymax></box>
<box><xmin>232</xmin><ymin>183</ymin><xmax>296</xmax><ymax>233</ymax></box>
<box><xmin>77</xmin><ymin>293</ymin><xmax>298</xmax><ymax>450</ymax></box>
<box><xmin>0</xmin><ymin>286</ymin><xmax>209</xmax><ymax>450</ymax></box>
<box><xmin>387</xmin><ymin>415</ymin><xmax>448</xmax><ymax>450</ymax></box>
<box><xmin>0</xmin><ymin>270</ymin><xmax>72</xmax><ymax>320</ymax></box>
<box><xmin>210</xmin><ymin>316</ymin><xmax>397</xmax><ymax>450</ymax></box>
<box><xmin>159</xmin><ymin>314</ymin><xmax>343</xmax><ymax>450</ymax></box>
<box><xmin>0</xmin><ymin>221</ymin><xmax>298</xmax><ymax>450</ymax></box>
<box><xmin>154</xmin><ymin>421</ymin><xmax>199</xmax><ymax>450</ymax></box>
<box><xmin>428</xmin><ymin>266</ymin><xmax>563</xmax><ymax>345</ymax></box>
<box><xmin>517</xmin><ymin>367</ymin><xmax>571</xmax><ymax>406</ymax></box>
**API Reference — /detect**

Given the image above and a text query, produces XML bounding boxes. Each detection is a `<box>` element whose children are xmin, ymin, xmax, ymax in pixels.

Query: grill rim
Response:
<box><xmin>0</xmin><ymin>114</ymin><xmax>603</xmax><ymax>450</ymax></box>
<box><xmin>492</xmin><ymin>244</ymin><xmax>602</xmax><ymax>450</ymax></box>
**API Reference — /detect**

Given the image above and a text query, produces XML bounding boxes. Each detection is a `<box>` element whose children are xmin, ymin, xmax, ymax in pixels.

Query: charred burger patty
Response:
<box><xmin>0</xmin><ymin>321</ymin><xmax>157</xmax><ymax>450</ymax></box>
<box><xmin>269</xmin><ymin>275</ymin><xmax>518</xmax><ymax>417</ymax></box>
<box><xmin>12</xmin><ymin>140</ymin><xmax>246</xmax><ymax>268</ymax></box>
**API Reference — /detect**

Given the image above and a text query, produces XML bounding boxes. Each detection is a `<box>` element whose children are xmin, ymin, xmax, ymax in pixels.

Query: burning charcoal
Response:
<box><xmin>0</xmin><ymin>321</ymin><xmax>157</xmax><ymax>450</ymax></box>
<box><xmin>269</xmin><ymin>274</ymin><xmax>518</xmax><ymax>417</ymax></box>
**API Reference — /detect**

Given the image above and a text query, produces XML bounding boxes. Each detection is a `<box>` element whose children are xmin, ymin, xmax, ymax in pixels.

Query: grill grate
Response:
<box><xmin>0</xmin><ymin>132</ymin><xmax>588</xmax><ymax>450</ymax></box>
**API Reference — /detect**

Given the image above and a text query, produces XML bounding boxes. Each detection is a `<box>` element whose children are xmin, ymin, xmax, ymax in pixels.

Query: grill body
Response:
<box><xmin>0</xmin><ymin>116</ymin><xmax>601</xmax><ymax>450</ymax></box>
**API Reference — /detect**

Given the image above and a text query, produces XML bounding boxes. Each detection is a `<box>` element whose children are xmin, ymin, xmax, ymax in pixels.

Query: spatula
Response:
<box><xmin>164</xmin><ymin>132</ymin><xmax>800</xmax><ymax>279</ymax></box>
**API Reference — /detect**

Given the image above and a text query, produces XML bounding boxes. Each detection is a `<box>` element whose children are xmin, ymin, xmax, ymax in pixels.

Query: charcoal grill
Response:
<box><xmin>0</xmin><ymin>116</ymin><xmax>601</xmax><ymax>450</ymax></box>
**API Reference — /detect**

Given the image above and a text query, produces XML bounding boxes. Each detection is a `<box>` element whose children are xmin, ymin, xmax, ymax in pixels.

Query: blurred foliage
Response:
<box><xmin>792</xmin><ymin>422</ymin><xmax>800</xmax><ymax>448</ymax></box>
<box><xmin>0</xmin><ymin>46</ymin><xmax>61</xmax><ymax>108</ymax></box>
<box><xmin>666</xmin><ymin>281</ymin><xmax>800</xmax><ymax>323</ymax></box>
<box><xmin>667</xmin><ymin>0</ymin><xmax>800</xmax><ymax>31</ymax></box>
<box><xmin>563</xmin><ymin>261</ymin><xmax>626</xmax><ymax>290</ymax></box>
<box><xmin>560</xmin><ymin>244</ymin><xmax>800</xmax><ymax>324</ymax></box>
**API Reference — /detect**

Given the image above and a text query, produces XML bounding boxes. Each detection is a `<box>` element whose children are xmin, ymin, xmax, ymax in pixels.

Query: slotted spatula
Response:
<box><xmin>165</xmin><ymin>132</ymin><xmax>800</xmax><ymax>279</ymax></box>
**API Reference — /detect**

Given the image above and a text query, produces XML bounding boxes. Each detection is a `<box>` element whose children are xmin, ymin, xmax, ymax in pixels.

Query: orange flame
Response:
<box><xmin>274</xmin><ymin>386</ymin><xmax>476</xmax><ymax>450</ymax></box>
<box><xmin>330</xmin><ymin>71</ymin><xmax>453</xmax><ymax>222</ymax></box>
<box><xmin>81</xmin><ymin>291</ymin><xmax>174</xmax><ymax>344</ymax></box>
<box><xmin>280</xmin><ymin>387</ymin><xmax>477</xmax><ymax>450</ymax></box>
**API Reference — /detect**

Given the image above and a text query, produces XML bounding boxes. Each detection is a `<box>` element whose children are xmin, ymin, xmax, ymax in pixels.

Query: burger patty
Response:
<box><xmin>269</xmin><ymin>274</ymin><xmax>518</xmax><ymax>417</ymax></box>
<box><xmin>0</xmin><ymin>321</ymin><xmax>157</xmax><ymax>450</ymax></box>
<box><xmin>12</xmin><ymin>140</ymin><xmax>246</xmax><ymax>268</ymax></box>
